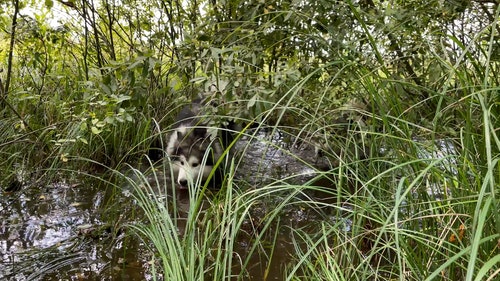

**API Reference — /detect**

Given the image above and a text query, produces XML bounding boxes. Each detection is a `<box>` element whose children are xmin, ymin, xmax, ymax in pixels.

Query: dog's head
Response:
<box><xmin>168</xmin><ymin>127</ymin><xmax>219</xmax><ymax>189</ymax></box>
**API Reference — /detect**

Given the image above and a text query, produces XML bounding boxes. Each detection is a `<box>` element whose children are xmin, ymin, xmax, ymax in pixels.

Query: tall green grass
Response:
<box><xmin>120</xmin><ymin>32</ymin><xmax>499</xmax><ymax>281</ymax></box>
<box><xmin>1</xmin><ymin>3</ymin><xmax>498</xmax><ymax>281</ymax></box>
<box><xmin>3</xmin><ymin>48</ymin><xmax>498</xmax><ymax>281</ymax></box>
<box><xmin>278</xmin><ymin>16</ymin><xmax>500</xmax><ymax>281</ymax></box>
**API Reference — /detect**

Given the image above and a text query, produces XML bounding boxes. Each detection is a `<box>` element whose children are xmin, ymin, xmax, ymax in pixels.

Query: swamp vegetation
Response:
<box><xmin>1</xmin><ymin>0</ymin><xmax>499</xmax><ymax>280</ymax></box>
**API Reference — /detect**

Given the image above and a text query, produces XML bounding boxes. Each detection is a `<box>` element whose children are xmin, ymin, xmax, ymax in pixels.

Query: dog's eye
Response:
<box><xmin>180</xmin><ymin>161</ymin><xmax>185</xmax><ymax>165</ymax></box>
<box><xmin>192</xmin><ymin>162</ymin><xmax>199</xmax><ymax>167</ymax></box>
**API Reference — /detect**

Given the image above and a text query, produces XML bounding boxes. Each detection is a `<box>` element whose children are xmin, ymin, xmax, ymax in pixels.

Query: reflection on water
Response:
<box><xmin>234</xmin><ymin>129</ymin><xmax>331</xmax><ymax>185</ymax></box>
<box><xmin>0</xmin><ymin>180</ymin><xmax>148</xmax><ymax>280</ymax></box>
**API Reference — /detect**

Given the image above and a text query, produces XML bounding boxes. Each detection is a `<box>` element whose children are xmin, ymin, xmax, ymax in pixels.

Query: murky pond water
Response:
<box><xmin>1</xmin><ymin>129</ymin><xmax>455</xmax><ymax>280</ymax></box>
<box><xmin>1</xmin><ymin>130</ymin><xmax>335</xmax><ymax>280</ymax></box>
<box><xmin>0</xmin><ymin>178</ymin><xmax>153</xmax><ymax>280</ymax></box>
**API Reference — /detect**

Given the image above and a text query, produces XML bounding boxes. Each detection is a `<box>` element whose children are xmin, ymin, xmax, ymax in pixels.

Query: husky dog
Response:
<box><xmin>166</xmin><ymin>102</ymin><xmax>225</xmax><ymax>189</ymax></box>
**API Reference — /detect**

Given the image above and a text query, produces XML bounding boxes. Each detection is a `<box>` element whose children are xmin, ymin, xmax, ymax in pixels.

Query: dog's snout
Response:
<box><xmin>179</xmin><ymin>179</ymin><xmax>188</xmax><ymax>188</ymax></box>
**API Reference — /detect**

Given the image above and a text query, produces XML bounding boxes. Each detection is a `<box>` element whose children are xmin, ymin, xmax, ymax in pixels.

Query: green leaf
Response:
<box><xmin>80</xmin><ymin>122</ymin><xmax>87</xmax><ymax>131</ymax></box>
<box><xmin>104</xmin><ymin>116</ymin><xmax>115</xmax><ymax>124</ymax></box>
<box><xmin>128</xmin><ymin>57</ymin><xmax>144</xmax><ymax>70</ymax></box>
<box><xmin>474</xmin><ymin>253</ymin><xmax>500</xmax><ymax>281</ymax></box>
<box><xmin>78</xmin><ymin>137</ymin><xmax>88</xmax><ymax>144</ymax></box>
<box><xmin>91</xmin><ymin>126</ymin><xmax>101</xmax><ymax>135</ymax></box>
<box><xmin>115</xmin><ymin>94</ymin><xmax>131</xmax><ymax>103</ymax></box>
<box><xmin>248</xmin><ymin>94</ymin><xmax>258</xmax><ymax>108</ymax></box>
<box><xmin>101</xmin><ymin>84</ymin><xmax>111</xmax><ymax>95</ymax></box>
<box><xmin>45</xmin><ymin>0</ymin><xmax>53</xmax><ymax>9</ymax></box>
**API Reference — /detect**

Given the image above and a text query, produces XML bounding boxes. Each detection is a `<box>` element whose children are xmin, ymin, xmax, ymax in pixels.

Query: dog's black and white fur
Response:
<box><xmin>166</xmin><ymin>101</ymin><xmax>226</xmax><ymax>189</ymax></box>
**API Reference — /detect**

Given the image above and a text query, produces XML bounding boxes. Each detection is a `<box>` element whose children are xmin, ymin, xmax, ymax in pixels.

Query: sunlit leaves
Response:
<box><xmin>91</xmin><ymin>118</ymin><xmax>104</xmax><ymax>135</ymax></box>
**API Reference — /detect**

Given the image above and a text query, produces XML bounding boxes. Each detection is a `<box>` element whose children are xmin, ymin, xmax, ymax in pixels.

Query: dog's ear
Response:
<box><xmin>174</xmin><ymin>146</ymin><xmax>183</xmax><ymax>156</ymax></box>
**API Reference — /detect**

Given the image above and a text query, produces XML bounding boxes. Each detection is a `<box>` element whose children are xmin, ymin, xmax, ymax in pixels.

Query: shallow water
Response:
<box><xmin>0</xmin><ymin>180</ymin><xmax>140</xmax><ymax>280</ymax></box>
<box><xmin>0</xmin><ymin>130</ymin><xmax>333</xmax><ymax>280</ymax></box>
<box><xmin>0</xmin><ymin>130</ymin><xmax>455</xmax><ymax>280</ymax></box>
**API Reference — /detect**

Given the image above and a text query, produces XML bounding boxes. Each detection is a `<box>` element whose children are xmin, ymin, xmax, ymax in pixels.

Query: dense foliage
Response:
<box><xmin>1</xmin><ymin>0</ymin><xmax>499</xmax><ymax>280</ymax></box>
